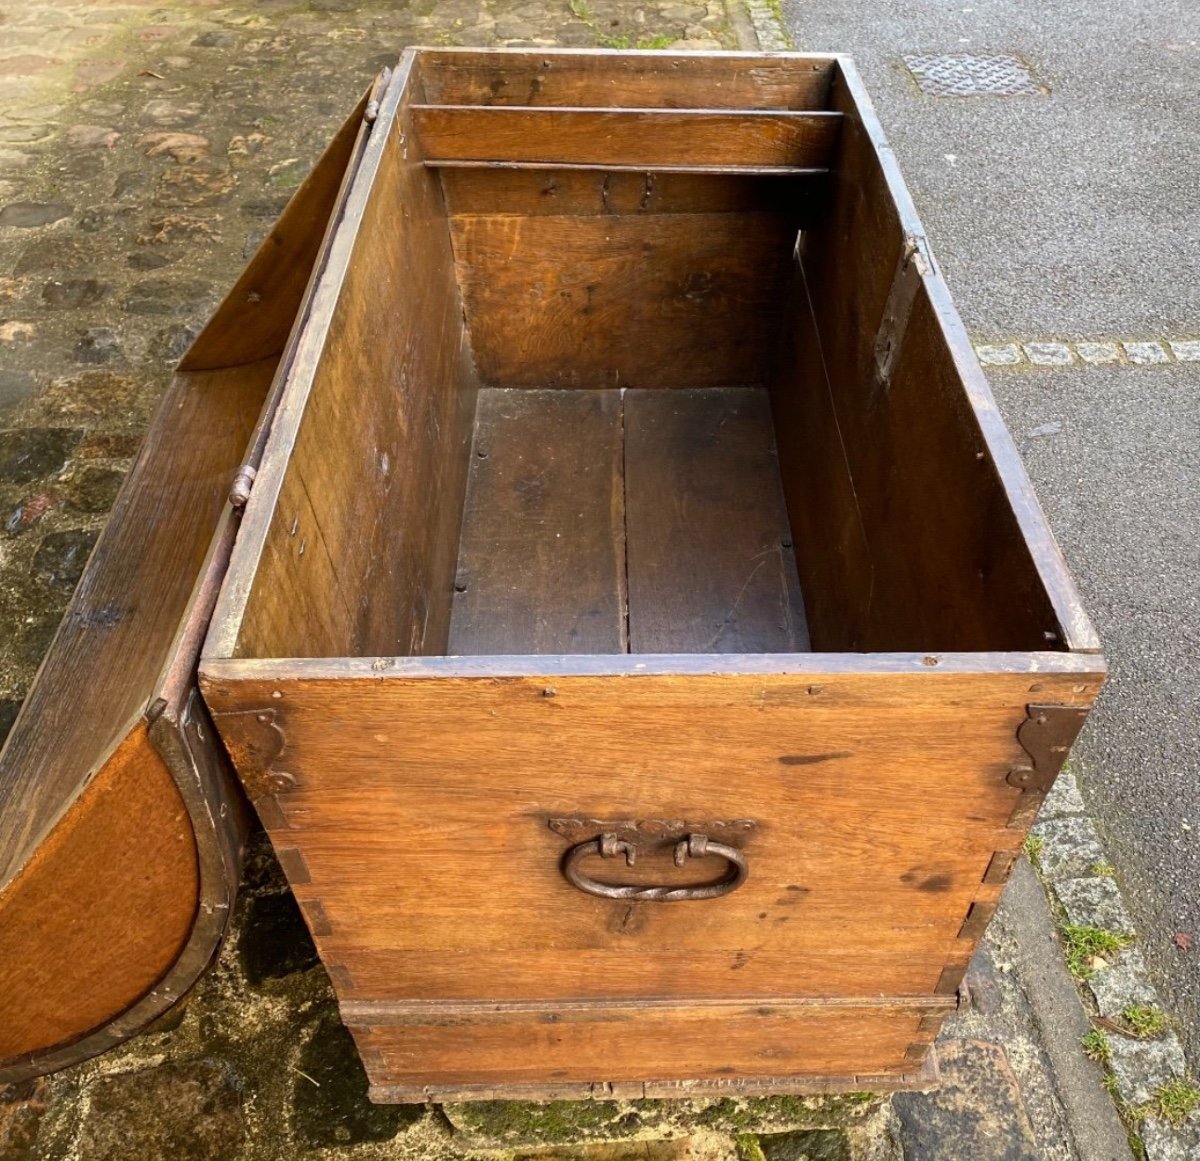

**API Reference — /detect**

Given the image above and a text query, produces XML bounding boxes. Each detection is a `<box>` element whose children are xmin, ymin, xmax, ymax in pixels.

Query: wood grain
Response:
<box><xmin>416</xmin><ymin>49</ymin><xmax>836</xmax><ymax>110</ymax></box>
<box><xmin>0</xmin><ymin>359</ymin><xmax>271</xmax><ymax>890</ymax></box>
<box><xmin>448</xmin><ymin>389</ymin><xmax>626</xmax><ymax>655</ymax></box>
<box><xmin>0</xmin><ymin>726</ymin><xmax>196</xmax><ymax>1060</ymax></box>
<box><xmin>448</xmin><ymin>212</ymin><xmax>800</xmax><ymax>388</ymax></box>
<box><xmin>624</xmin><ymin>388</ymin><xmax>809</xmax><ymax>653</ymax></box>
<box><xmin>413</xmin><ymin>106</ymin><xmax>842</xmax><ymax>170</ymax></box>
<box><xmin>766</xmin><ymin>59</ymin><xmax>1098</xmax><ymax>653</ymax></box>
<box><xmin>438</xmin><ymin>167</ymin><xmax>827</xmax><ymax>219</ymax></box>
<box><xmin>348</xmin><ymin>999</ymin><xmax>933</xmax><ymax>1087</ymax></box>
<box><xmin>201</xmin><ymin>665</ymin><xmax>1101</xmax><ymax>1010</ymax></box>
<box><xmin>181</xmin><ymin>89</ymin><xmax>371</xmax><ymax>372</ymax></box>
<box><xmin>229</xmin><ymin>61</ymin><xmax>479</xmax><ymax>660</ymax></box>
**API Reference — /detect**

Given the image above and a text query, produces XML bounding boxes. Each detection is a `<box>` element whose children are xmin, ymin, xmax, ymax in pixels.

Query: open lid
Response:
<box><xmin>0</xmin><ymin>72</ymin><xmax>390</xmax><ymax>1082</ymax></box>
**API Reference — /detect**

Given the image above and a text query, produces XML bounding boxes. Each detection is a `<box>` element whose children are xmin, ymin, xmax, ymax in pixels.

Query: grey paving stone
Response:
<box><xmin>0</xmin><ymin>201</ymin><xmax>72</xmax><ymax>227</ymax></box>
<box><xmin>1053</xmin><ymin>875</ymin><xmax>1136</xmax><ymax>934</ymax></box>
<box><xmin>0</xmin><ymin>428</ymin><xmax>82</xmax><ymax>484</ymax></box>
<box><xmin>976</xmin><ymin>342</ymin><xmax>1023</xmax><ymax>365</ymax></box>
<box><xmin>1088</xmin><ymin>947</ymin><xmax>1163</xmax><ymax>1018</ymax></box>
<box><xmin>1142</xmin><ymin>1113</ymin><xmax>1200</xmax><ymax>1161</ymax></box>
<box><xmin>894</xmin><ymin>1040</ymin><xmax>1039</xmax><ymax>1161</ymax></box>
<box><xmin>1040</xmin><ymin>769</ymin><xmax>1087</xmax><ymax>819</ymax></box>
<box><xmin>1076</xmin><ymin>340</ymin><xmax>1122</xmax><ymax>364</ymax></box>
<box><xmin>1122</xmin><ymin>340</ymin><xmax>1168</xmax><ymax>365</ymax></box>
<box><xmin>31</xmin><ymin>528</ymin><xmax>99</xmax><ymax>588</ymax></box>
<box><xmin>758</xmin><ymin>1130</ymin><xmax>849</xmax><ymax>1161</ymax></box>
<box><xmin>76</xmin><ymin>1061</ymin><xmax>246</xmax><ymax>1161</ymax></box>
<box><xmin>1023</xmin><ymin>341</ymin><xmax>1073</xmax><ymax>365</ymax></box>
<box><xmin>1168</xmin><ymin>340</ymin><xmax>1200</xmax><ymax>362</ymax></box>
<box><xmin>0</xmin><ymin>369</ymin><xmax>36</xmax><ymax>409</ymax></box>
<box><xmin>1030</xmin><ymin>816</ymin><xmax>1107</xmax><ymax>879</ymax></box>
<box><xmin>1106</xmin><ymin>1033</ymin><xmax>1186</xmax><ymax>1107</ymax></box>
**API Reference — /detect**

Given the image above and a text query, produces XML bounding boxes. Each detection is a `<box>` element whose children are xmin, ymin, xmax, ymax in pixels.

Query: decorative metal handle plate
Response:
<box><xmin>562</xmin><ymin>832</ymin><xmax>748</xmax><ymax>902</ymax></box>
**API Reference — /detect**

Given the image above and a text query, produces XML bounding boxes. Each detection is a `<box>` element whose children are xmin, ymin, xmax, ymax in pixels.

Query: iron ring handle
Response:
<box><xmin>562</xmin><ymin>832</ymin><xmax>748</xmax><ymax>902</ymax></box>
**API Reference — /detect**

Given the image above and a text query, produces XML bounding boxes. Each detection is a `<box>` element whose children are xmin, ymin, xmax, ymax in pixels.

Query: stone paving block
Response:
<box><xmin>1122</xmin><ymin>340</ymin><xmax>1168</xmax><ymax>365</ymax></box>
<box><xmin>0</xmin><ymin>369</ymin><xmax>36</xmax><ymax>409</ymax></box>
<box><xmin>1106</xmin><ymin>1033</ymin><xmax>1186</xmax><ymax>1107</ymax></box>
<box><xmin>75</xmin><ymin>1061</ymin><xmax>246</xmax><ymax>1161</ymax></box>
<box><xmin>0</xmin><ymin>1078</ymin><xmax>48</xmax><ymax>1161</ymax></box>
<box><xmin>893</xmin><ymin>1040</ymin><xmax>1039</xmax><ymax>1160</ymax></box>
<box><xmin>514</xmin><ymin>1142</ymin><xmax>692</xmax><ymax>1161</ymax></box>
<box><xmin>292</xmin><ymin>1015</ymin><xmax>419</xmax><ymax>1147</ymax></box>
<box><xmin>1167</xmin><ymin>339</ymin><xmax>1200</xmax><ymax>362</ymax></box>
<box><xmin>1039</xmin><ymin>769</ymin><xmax>1087</xmax><ymax>819</ymax></box>
<box><xmin>758</xmin><ymin>1129</ymin><xmax>849</xmax><ymax>1161</ymax></box>
<box><xmin>1088</xmin><ymin>947</ymin><xmax>1162</xmax><ymax>1018</ymax></box>
<box><xmin>1023</xmin><ymin>341</ymin><xmax>1073</xmax><ymax>365</ymax></box>
<box><xmin>0</xmin><ymin>428</ymin><xmax>82</xmax><ymax>484</ymax></box>
<box><xmin>975</xmin><ymin>343</ymin><xmax>1022</xmax><ymax>365</ymax></box>
<box><xmin>1075</xmin><ymin>340</ymin><xmax>1122</xmax><ymax>364</ymax></box>
<box><xmin>1142</xmin><ymin>1113</ymin><xmax>1200</xmax><ymax>1161</ymax></box>
<box><xmin>1030</xmin><ymin>815</ymin><xmax>1107</xmax><ymax>879</ymax></box>
<box><xmin>1053</xmin><ymin>875</ymin><xmax>1136</xmax><ymax>934</ymax></box>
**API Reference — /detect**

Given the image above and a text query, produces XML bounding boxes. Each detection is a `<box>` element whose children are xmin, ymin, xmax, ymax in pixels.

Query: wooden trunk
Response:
<box><xmin>195</xmin><ymin>49</ymin><xmax>1105</xmax><ymax>1101</ymax></box>
<box><xmin>0</xmin><ymin>84</ymin><xmax>383</xmax><ymax>1082</ymax></box>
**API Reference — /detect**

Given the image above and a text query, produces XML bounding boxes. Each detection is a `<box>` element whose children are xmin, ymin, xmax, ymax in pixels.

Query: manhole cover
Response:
<box><xmin>903</xmin><ymin>53</ymin><xmax>1046</xmax><ymax>96</ymax></box>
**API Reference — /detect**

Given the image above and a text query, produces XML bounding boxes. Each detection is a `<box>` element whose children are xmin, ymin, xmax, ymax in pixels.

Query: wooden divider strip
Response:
<box><xmin>412</xmin><ymin>106</ymin><xmax>842</xmax><ymax>169</ymax></box>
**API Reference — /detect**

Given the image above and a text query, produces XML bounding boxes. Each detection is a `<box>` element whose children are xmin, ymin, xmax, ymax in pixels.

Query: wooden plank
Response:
<box><xmin>201</xmin><ymin>665</ymin><xmax>1100</xmax><ymax>1009</ymax></box>
<box><xmin>413</xmin><ymin>106</ymin><xmax>842</xmax><ymax>170</ymax></box>
<box><xmin>429</xmin><ymin>161</ymin><xmax>827</xmax><ymax>176</ymax></box>
<box><xmin>437</xmin><ymin>167</ymin><xmax>828</xmax><ymax>218</ymax></box>
<box><xmin>0</xmin><ymin>359</ymin><xmax>272</xmax><ymax>889</ymax></box>
<box><xmin>417</xmin><ymin>49</ymin><xmax>836</xmax><ymax>110</ymax></box>
<box><xmin>624</xmin><ymin>388</ymin><xmax>809</xmax><ymax>653</ymax></box>
<box><xmin>229</xmin><ymin>59</ymin><xmax>479</xmax><ymax>661</ymax></box>
<box><xmin>448</xmin><ymin>389</ymin><xmax>626</xmax><ymax>655</ymax></box>
<box><xmin>180</xmin><ymin>86</ymin><xmax>372</xmax><ymax>372</ymax></box>
<box><xmin>371</xmin><ymin>1056</ymin><xmax>938</xmax><ymax>1103</ymax></box>
<box><xmin>0</xmin><ymin>726</ymin><xmax>196</xmax><ymax>1061</ymax></box>
<box><xmin>348</xmin><ymin>1001</ymin><xmax>926</xmax><ymax>1086</ymax></box>
<box><xmin>449</xmin><ymin>212</ymin><xmax>801</xmax><ymax>388</ymax></box>
<box><xmin>767</xmin><ymin>58</ymin><xmax>1097</xmax><ymax>654</ymax></box>
<box><xmin>313</xmin><ymin>946</ymin><xmax>965</xmax><ymax>1002</ymax></box>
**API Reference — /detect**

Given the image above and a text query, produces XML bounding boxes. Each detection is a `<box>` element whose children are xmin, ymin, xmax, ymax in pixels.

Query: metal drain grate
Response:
<box><xmin>903</xmin><ymin>53</ymin><xmax>1045</xmax><ymax>96</ymax></box>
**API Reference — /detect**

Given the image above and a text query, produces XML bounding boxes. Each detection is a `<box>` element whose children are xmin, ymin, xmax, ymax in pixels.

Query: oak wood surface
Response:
<box><xmin>438</xmin><ymin>167</ymin><xmax>827</xmax><ymax>219</ymax></box>
<box><xmin>765</xmin><ymin>59</ymin><xmax>1098</xmax><ymax>653</ymax></box>
<box><xmin>0</xmin><ymin>726</ymin><xmax>196</xmax><ymax>1060</ymax></box>
<box><xmin>448</xmin><ymin>212</ymin><xmax>800</xmax><ymax>388</ymax></box>
<box><xmin>201</xmin><ymin>666</ymin><xmax>1100</xmax><ymax>1008</ymax></box>
<box><xmin>0</xmin><ymin>359</ymin><xmax>271</xmax><ymax>890</ymax></box>
<box><xmin>180</xmin><ymin>88</ymin><xmax>372</xmax><ymax>372</ymax></box>
<box><xmin>624</xmin><ymin>388</ymin><xmax>809</xmax><ymax>653</ymax></box>
<box><xmin>448</xmin><ymin>389</ymin><xmax>626</xmax><ymax>655</ymax></box>
<box><xmin>229</xmin><ymin>60</ymin><xmax>479</xmax><ymax>661</ymax></box>
<box><xmin>413</xmin><ymin>106</ymin><xmax>842</xmax><ymax>170</ymax></box>
<box><xmin>348</xmin><ymin>1000</ymin><xmax>932</xmax><ymax>1086</ymax></box>
<box><xmin>415</xmin><ymin>49</ymin><xmax>836</xmax><ymax>110</ymax></box>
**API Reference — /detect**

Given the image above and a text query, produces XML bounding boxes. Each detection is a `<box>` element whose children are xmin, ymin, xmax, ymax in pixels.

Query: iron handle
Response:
<box><xmin>562</xmin><ymin>832</ymin><xmax>748</xmax><ymax>902</ymax></box>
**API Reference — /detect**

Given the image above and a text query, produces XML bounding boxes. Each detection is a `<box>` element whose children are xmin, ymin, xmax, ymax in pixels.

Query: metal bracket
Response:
<box><xmin>873</xmin><ymin>233</ymin><xmax>932</xmax><ymax>390</ymax></box>
<box><xmin>1006</xmin><ymin>703</ymin><xmax>1091</xmax><ymax>828</ymax></box>
<box><xmin>1007</xmin><ymin>704</ymin><xmax>1091</xmax><ymax>794</ymax></box>
<box><xmin>208</xmin><ymin>707</ymin><xmax>291</xmax><ymax>803</ymax></box>
<box><xmin>549</xmin><ymin>818</ymin><xmax>756</xmax><ymax>847</ymax></box>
